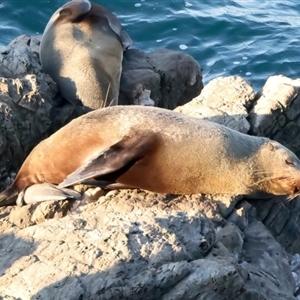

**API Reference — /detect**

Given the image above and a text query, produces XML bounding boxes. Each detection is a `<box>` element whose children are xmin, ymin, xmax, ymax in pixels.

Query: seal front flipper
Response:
<box><xmin>121</xmin><ymin>30</ymin><xmax>132</xmax><ymax>50</ymax></box>
<box><xmin>58</xmin><ymin>133</ymin><xmax>158</xmax><ymax>188</ymax></box>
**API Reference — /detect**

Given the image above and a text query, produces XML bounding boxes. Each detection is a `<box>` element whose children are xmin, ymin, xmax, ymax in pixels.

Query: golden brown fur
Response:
<box><xmin>1</xmin><ymin>105</ymin><xmax>300</xmax><ymax>206</ymax></box>
<box><xmin>40</xmin><ymin>0</ymin><xmax>130</xmax><ymax>110</ymax></box>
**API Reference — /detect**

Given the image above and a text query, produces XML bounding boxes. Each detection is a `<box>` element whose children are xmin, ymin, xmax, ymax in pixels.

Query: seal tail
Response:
<box><xmin>0</xmin><ymin>184</ymin><xmax>18</xmax><ymax>207</ymax></box>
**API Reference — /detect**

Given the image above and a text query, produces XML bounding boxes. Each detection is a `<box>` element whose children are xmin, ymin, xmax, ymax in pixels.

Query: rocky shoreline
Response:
<box><xmin>0</xmin><ymin>35</ymin><xmax>300</xmax><ymax>299</ymax></box>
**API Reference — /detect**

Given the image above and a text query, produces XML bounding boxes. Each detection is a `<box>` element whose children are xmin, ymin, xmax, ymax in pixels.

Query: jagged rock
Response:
<box><xmin>175</xmin><ymin>76</ymin><xmax>255</xmax><ymax>133</ymax></box>
<box><xmin>291</xmin><ymin>254</ymin><xmax>300</xmax><ymax>295</ymax></box>
<box><xmin>0</xmin><ymin>190</ymin><xmax>215</xmax><ymax>299</ymax></box>
<box><xmin>248</xmin><ymin>75</ymin><xmax>300</xmax><ymax>156</ymax></box>
<box><xmin>163</xmin><ymin>221</ymin><xmax>295</xmax><ymax>300</ymax></box>
<box><xmin>120</xmin><ymin>48</ymin><xmax>203</xmax><ymax>109</ymax></box>
<box><xmin>0</xmin><ymin>35</ymin><xmax>43</xmax><ymax>78</ymax></box>
<box><xmin>0</xmin><ymin>200</ymin><xmax>71</xmax><ymax>233</ymax></box>
<box><xmin>0</xmin><ymin>191</ymin><xmax>296</xmax><ymax>299</ymax></box>
<box><xmin>0</xmin><ymin>74</ymin><xmax>55</xmax><ymax>187</ymax></box>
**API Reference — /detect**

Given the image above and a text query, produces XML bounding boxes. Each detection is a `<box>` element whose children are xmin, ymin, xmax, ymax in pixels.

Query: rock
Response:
<box><xmin>164</xmin><ymin>220</ymin><xmax>295</xmax><ymax>299</ymax></box>
<box><xmin>0</xmin><ymin>190</ymin><xmax>215</xmax><ymax>299</ymax></box>
<box><xmin>175</xmin><ymin>76</ymin><xmax>255</xmax><ymax>133</ymax></box>
<box><xmin>0</xmin><ymin>35</ymin><xmax>43</xmax><ymax>78</ymax></box>
<box><xmin>120</xmin><ymin>48</ymin><xmax>203</xmax><ymax>109</ymax></box>
<box><xmin>291</xmin><ymin>254</ymin><xmax>300</xmax><ymax>295</ymax></box>
<box><xmin>0</xmin><ymin>200</ymin><xmax>72</xmax><ymax>233</ymax></box>
<box><xmin>0</xmin><ymin>193</ymin><xmax>296</xmax><ymax>299</ymax></box>
<box><xmin>215</xmin><ymin>222</ymin><xmax>244</xmax><ymax>259</ymax></box>
<box><xmin>0</xmin><ymin>74</ymin><xmax>55</xmax><ymax>187</ymax></box>
<box><xmin>147</xmin><ymin>48</ymin><xmax>203</xmax><ymax>109</ymax></box>
<box><xmin>248</xmin><ymin>75</ymin><xmax>300</xmax><ymax>156</ymax></box>
<box><xmin>246</xmin><ymin>195</ymin><xmax>300</xmax><ymax>254</ymax></box>
<box><xmin>120</xmin><ymin>48</ymin><xmax>160</xmax><ymax>106</ymax></box>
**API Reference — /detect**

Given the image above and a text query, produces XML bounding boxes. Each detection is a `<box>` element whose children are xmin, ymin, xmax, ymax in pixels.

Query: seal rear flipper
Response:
<box><xmin>59</xmin><ymin>0</ymin><xmax>91</xmax><ymax>23</ymax></box>
<box><xmin>23</xmin><ymin>183</ymin><xmax>82</xmax><ymax>205</ymax></box>
<box><xmin>0</xmin><ymin>185</ymin><xmax>18</xmax><ymax>207</ymax></box>
<box><xmin>58</xmin><ymin>132</ymin><xmax>157</xmax><ymax>188</ymax></box>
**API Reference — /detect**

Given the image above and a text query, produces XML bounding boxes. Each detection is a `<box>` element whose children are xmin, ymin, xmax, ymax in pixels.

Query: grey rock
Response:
<box><xmin>120</xmin><ymin>48</ymin><xmax>203</xmax><ymax>109</ymax></box>
<box><xmin>175</xmin><ymin>75</ymin><xmax>255</xmax><ymax>133</ymax></box>
<box><xmin>0</xmin><ymin>74</ymin><xmax>55</xmax><ymax>187</ymax></box>
<box><xmin>0</xmin><ymin>190</ymin><xmax>215</xmax><ymax>299</ymax></box>
<box><xmin>248</xmin><ymin>75</ymin><xmax>300</xmax><ymax>156</ymax></box>
<box><xmin>0</xmin><ymin>34</ymin><xmax>43</xmax><ymax>78</ymax></box>
<box><xmin>0</xmin><ymin>189</ymin><xmax>298</xmax><ymax>299</ymax></box>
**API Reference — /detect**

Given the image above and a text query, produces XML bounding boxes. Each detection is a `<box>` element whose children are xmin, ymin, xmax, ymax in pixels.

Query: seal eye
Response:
<box><xmin>285</xmin><ymin>159</ymin><xmax>294</xmax><ymax>166</ymax></box>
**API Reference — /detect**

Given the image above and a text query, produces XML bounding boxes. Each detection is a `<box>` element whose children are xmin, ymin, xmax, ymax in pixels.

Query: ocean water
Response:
<box><xmin>0</xmin><ymin>0</ymin><xmax>300</xmax><ymax>91</ymax></box>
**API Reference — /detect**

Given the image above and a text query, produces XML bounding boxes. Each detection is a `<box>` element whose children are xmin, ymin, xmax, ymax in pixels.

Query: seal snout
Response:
<box><xmin>291</xmin><ymin>178</ymin><xmax>300</xmax><ymax>195</ymax></box>
<box><xmin>270</xmin><ymin>175</ymin><xmax>300</xmax><ymax>198</ymax></box>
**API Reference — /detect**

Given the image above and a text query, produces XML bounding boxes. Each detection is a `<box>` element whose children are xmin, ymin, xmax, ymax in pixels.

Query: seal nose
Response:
<box><xmin>293</xmin><ymin>185</ymin><xmax>300</xmax><ymax>194</ymax></box>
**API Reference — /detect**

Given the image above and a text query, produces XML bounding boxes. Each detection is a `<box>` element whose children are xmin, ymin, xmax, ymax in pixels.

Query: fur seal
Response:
<box><xmin>40</xmin><ymin>0</ymin><xmax>131</xmax><ymax>110</ymax></box>
<box><xmin>1</xmin><ymin>105</ymin><xmax>300</xmax><ymax>206</ymax></box>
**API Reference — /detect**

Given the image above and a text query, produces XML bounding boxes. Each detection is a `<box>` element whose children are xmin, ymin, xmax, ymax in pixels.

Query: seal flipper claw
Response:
<box><xmin>80</xmin><ymin>180</ymin><xmax>137</xmax><ymax>190</ymax></box>
<box><xmin>58</xmin><ymin>133</ymin><xmax>157</xmax><ymax>188</ymax></box>
<box><xmin>23</xmin><ymin>183</ymin><xmax>82</xmax><ymax>205</ymax></box>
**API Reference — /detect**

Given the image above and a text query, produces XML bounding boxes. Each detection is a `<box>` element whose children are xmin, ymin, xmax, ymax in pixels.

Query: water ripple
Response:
<box><xmin>0</xmin><ymin>0</ymin><xmax>299</xmax><ymax>90</ymax></box>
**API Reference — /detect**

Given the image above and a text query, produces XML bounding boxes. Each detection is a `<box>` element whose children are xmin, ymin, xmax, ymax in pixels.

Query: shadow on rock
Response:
<box><xmin>0</xmin><ymin>189</ymin><xmax>294</xmax><ymax>299</ymax></box>
<box><xmin>0</xmin><ymin>231</ymin><xmax>38</xmax><ymax>287</ymax></box>
<box><xmin>28</xmin><ymin>212</ymin><xmax>296</xmax><ymax>300</ymax></box>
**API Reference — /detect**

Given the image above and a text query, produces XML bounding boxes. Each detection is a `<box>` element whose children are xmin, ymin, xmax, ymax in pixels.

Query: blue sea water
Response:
<box><xmin>0</xmin><ymin>0</ymin><xmax>300</xmax><ymax>91</ymax></box>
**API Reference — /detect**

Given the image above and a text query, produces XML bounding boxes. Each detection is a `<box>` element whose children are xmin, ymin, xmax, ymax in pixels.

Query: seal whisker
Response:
<box><xmin>252</xmin><ymin>169</ymin><xmax>289</xmax><ymax>177</ymax></box>
<box><xmin>102</xmin><ymin>82</ymin><xmax>111</xmax><ymax>109</ymax></box>
<box><xmin>287</xmin><ymin>193</ymin><xmax>300</xmax><ymax>201</ymax></box>
<box><xmin>253</xmin><ymin>170</ymin><xmax>274</xmax><ymax>176</ymax></box>
<box><xmin>250</xmin><ymin>175</ymin><xmax>279</xmax><ymax>186</ymax></box>
<box><xmin>108</xmin><ymin>97</ymin><xmax>116</xmax><ymax>108</ymax></box>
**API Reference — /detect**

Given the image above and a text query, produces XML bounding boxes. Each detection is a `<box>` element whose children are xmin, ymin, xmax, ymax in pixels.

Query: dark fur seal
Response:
<box><xmin>1</xmin><ymin>106</ymin><xmax>300</xmax><ymax>206</ymax></box>
<box><xmin>40</xmin><ymin>0</ymin><xmax>131</xmax><ymax>110</ymax></box>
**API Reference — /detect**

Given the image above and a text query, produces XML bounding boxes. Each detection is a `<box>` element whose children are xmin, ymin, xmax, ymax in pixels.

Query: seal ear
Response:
<box><xmin>58</xmin><ymin>132</ymin><xmax>158</xmax><ymax>188</ymax></box>
<box><xmin>267</xmin><ymin>142</ymin><xmax>275</xmax><ymax>152</ymax></box>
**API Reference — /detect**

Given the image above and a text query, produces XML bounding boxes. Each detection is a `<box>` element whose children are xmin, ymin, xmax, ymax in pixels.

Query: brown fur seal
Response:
<box><xmin>40</xmin><ymin>0</ymin><xmax>131</xmax><ymax>110</ymax></box>
<box><xmin>1</xmin><ymin>105</ymin><xmax>300</xmax><ymax>206</ymax></box>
